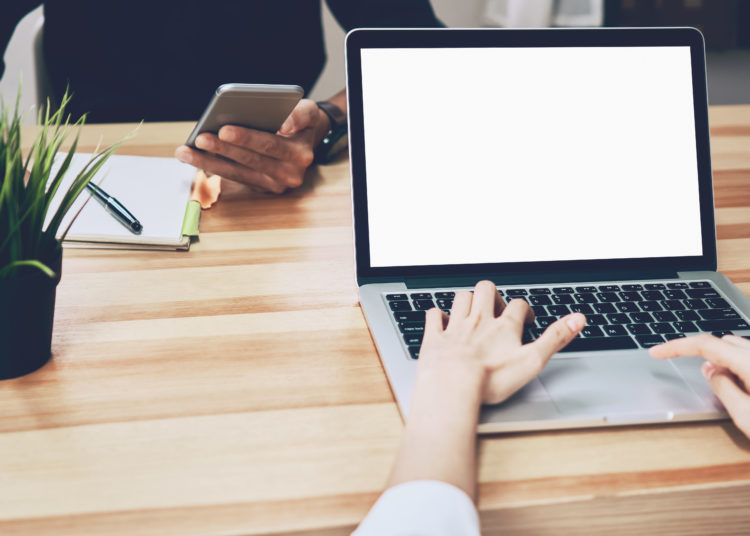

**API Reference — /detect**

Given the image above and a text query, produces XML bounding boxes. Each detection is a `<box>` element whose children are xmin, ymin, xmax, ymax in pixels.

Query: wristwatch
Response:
<box><xmin>314</xmin><ymin>101</ymin><xmax>348</xmax><ymax>164</ymax></box>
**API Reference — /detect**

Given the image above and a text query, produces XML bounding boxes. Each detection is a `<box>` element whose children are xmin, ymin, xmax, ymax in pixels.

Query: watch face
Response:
<box><xmin>316</xmin><ymin>128</ymin><xmax>348</xmax><ymax>164</ymax></box>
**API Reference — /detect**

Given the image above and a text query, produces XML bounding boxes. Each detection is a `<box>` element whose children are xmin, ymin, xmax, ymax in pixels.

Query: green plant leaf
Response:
<box><xmin>0</xmin><ymin>84</ymin><xmax>126</xmax><ymax>279</ymax></box>
<box><xmin>0</xmin><ymin>259</ymin><xmax>55</xmax><ymax>279</ymax></box>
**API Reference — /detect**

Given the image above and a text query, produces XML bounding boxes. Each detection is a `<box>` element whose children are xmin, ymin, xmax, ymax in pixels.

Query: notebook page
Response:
<box><xmin>46</xmin><ymin>153</ymin><xmax>195</xmax><ymax>246</ymax></box>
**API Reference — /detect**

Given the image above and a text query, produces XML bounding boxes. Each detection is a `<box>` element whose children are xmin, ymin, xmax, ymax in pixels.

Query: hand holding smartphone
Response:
<box><xmin>186</xmin><ymin>83</ymin><xmax>304</xmax><ymax>148</ymax></box>
<box><xmin>176</xmin><ymin>82</ymin><xmax>328</xmax><ymax>194</ymax></box>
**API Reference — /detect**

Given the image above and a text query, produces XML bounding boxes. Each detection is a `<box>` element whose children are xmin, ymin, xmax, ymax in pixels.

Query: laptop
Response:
<box><xmin>344</xmin><ymin>27</ymin><xmax>750</xmax><ymax>433</ymax></box>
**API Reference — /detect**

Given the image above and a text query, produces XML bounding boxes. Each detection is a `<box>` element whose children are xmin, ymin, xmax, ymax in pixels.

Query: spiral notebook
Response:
<box><xmin>47</xmin><ymin>153</ymin><xmax>201</xmax><ymax>251</ymax></box>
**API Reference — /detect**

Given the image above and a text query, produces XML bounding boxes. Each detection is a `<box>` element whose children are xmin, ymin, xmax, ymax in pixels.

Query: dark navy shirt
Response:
<box><xmin>1</xmin><ymin>1</ymin><xmax>441</xmax><ymax>122</ymax></box>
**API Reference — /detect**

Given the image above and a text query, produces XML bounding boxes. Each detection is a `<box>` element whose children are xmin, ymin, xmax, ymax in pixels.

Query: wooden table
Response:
<box><xmin>3</xmin><ymin>107</ymin><xmax>750</xmax><ymax>535</ymax></box>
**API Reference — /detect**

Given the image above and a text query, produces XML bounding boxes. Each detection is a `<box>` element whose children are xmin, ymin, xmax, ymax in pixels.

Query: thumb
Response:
<box><xmin>529</xmin><ymin>313</ymin><xmax>586</xmax><ymax>359</ymax></box>
<box><xmin>705</xmin><ymin>363</ymin><xmax>750</xmax><ymax>429</ymax></box>
<box><xmin>279</xmin><ymin>100</ymin><xmax>318</xmax><ymax>135</ymax></box>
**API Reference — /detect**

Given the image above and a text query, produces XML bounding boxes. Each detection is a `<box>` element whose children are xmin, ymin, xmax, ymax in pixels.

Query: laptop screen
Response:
<box><xmin>359</xmin><ymin>46</ymin><xmax>704</xmax><ymax>269</ymax></box>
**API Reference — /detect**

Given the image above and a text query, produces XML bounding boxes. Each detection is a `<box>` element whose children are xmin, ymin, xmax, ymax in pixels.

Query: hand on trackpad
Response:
<box><xmin>539</xmin><ymin>355</ymin><xmax>705</xmax><ymax>416</ymax></box>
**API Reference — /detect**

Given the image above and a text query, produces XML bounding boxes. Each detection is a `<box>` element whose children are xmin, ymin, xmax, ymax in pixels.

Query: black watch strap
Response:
<box><xmin>316</xmin><ymin>101</ymin><xmax>347</xmax><ymax>131</ymax></box>
<box><xmin>314</xmin><ymin>101</ymin><xmax>348</xmax><ymax>164</ymax></box>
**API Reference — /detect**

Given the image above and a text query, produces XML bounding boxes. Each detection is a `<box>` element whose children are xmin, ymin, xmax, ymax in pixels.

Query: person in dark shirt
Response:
<box><xmin>0</xmin><ymin>1</ymin><xmax>442</xmax><ymax>192</ymax></box>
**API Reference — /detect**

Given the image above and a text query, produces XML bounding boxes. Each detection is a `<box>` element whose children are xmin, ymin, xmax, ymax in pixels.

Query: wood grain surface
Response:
<box><xmin>2</xmin><ymin>107</ymin><xmax>750</xmax><ymax>535</ymax></box>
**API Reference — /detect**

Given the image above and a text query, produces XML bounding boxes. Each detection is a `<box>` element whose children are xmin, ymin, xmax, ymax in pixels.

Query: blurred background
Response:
<box><xmin>1</xmin><ymin>0</ymin><xmax>748</xmax><ymax>123</ymax></box>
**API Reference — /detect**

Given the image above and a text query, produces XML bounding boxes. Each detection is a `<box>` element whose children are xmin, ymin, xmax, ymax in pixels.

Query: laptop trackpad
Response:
<box><xmin>539</xmin><ymin>355</ymin><xmax>705</xmax><ymax>416</ymax></box>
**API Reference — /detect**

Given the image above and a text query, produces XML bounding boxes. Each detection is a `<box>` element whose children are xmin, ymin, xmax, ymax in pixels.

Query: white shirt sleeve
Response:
<box><xmin>352</xmin><ymin>480</ymin><xmax>481</xmax><ymax>536</ymax></box>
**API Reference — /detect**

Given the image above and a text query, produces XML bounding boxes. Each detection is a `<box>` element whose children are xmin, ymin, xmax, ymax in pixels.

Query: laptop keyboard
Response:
<box><xmin>384</xmin><ymin>281</ymin><xmax>750</xmax><ymax>359</ymax></box>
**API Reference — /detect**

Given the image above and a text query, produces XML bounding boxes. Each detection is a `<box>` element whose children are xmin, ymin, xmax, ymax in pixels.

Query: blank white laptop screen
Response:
<box><xmin>360</xmin><ymin>47</ymin><xmax>703</xmax><ymax>268</ymax></box>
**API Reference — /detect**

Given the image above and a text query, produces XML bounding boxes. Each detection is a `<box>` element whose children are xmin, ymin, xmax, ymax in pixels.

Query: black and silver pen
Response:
<box><xmin>86</xmin><ymin>182</ymin><xmax>143</xmax><ymax>234</ymax></box>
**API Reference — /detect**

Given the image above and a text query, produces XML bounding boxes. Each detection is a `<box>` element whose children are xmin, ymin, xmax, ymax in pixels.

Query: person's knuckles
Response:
<box><xmin>296</xmin><ymin>147</ymin><xmax>315</xmax><ymax>168</ymax></box>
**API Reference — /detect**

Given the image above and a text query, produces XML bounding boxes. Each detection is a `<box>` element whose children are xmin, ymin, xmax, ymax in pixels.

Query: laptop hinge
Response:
<box><xmin>403</xmin><ymin>269</ymin><xmax>680</xmax><ymax>289</ymax></box>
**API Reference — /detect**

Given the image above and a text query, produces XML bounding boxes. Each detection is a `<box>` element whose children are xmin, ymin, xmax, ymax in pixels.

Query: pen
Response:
<box><xmin>86</xmin><ymin>182</ymin><xmax>143</xmax><ymax>234</ymax></box>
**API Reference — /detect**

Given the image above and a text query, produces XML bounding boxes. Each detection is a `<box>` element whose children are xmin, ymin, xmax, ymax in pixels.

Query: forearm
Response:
<box><xmin>387</xmin><ymin>363</ymin><xmax>485</xmax><ymax>501</ymax></box>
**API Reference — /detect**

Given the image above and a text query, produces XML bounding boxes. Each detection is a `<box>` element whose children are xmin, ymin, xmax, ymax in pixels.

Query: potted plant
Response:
<box><xmin>0</xmin><ymin>90</ymin><xmax>119</xmax><ymax>379</ymax></box>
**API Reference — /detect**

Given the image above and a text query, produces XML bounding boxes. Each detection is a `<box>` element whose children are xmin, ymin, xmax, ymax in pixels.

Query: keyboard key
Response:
<box><xmin>529</xmin><ymin>295</ymin><xmax>552</xmax><ymax>306</ymax></box>
<box><xmin>674</xmin><ymin>310</ymin><xmax>700</xmax><ymax>321</ymax></box>
<box><xmin>653</xmin><ymin>311</ymin><xmax>677</xmax><ymax>322</ymax></box>
<box><xmin>436</xmin><ymin>299</ymin><xmax>453</xmax><ymax>309</ymax></box>
<box><xmin>581</xmin><ymin>326</ymin><xmax>604</xmax><ymax>337</ymax></box>
<box><xmin>408</xmin><ymin>346</ymin><xmax>420</xmax><ymax>359</ymax></box>
<box><xmin>689</xmin><ymin>281</ymin><xmax>711</xmax><ymax>288</ymax></box>
<box><xmin>594</xmin><ymin>303</ymin><xmax>617</xmax><ymax>314</ymax></box>
<box><xmin>686</xmin><ymin>288</ymin><xmax>721</xmax><ymax>299</ymax></box>
<box><xmin>574</xmin><ymin>293</ymin><xmax>598</xmax><ymax>304</ymax></box>
<box><xmin>640</xmin><ymin>301</ymin><xmax>663</xmax><ymax>312</ymax></box>
<box><xmin>627</xmin><ymin>324</ymin><xmax>652</xmax><ymax>335</ymax></box>
<box><xmin>413</xmin><ymin>299</ymin><xmax>436</xmax><ymax>310</ymax></box>
<box><xmin>536</xmin><ymin>316</ymin><xmax>557</xmax><ymax>328</ymax></box>
<box><xmin>496</xmin><ymin>289</ymin><xmax>504</xmax><ymax>296</ymax></box>
<box><xmin>570</xmin><ymin>303</ymin><xmax>594</xmax><ymax>314</ymax></box>
<box><xmin>619</xmin><ymin>291</ymin><xmax>641</xmax><ymax>302</ymax></box>
<box><xmin>616</xmin><ymin>302</ymin><xmax>639</xmax><ymax>313</ymax></box>
<box><xmin>651</xmin><ymin>322</ymin><xmax>675</xmax><ymax>334</ymax></box>
<box><xmin>603</xmin><ymin>324</ymin><xmax>628</xmax><ymax>336</ymax></box>
<box><xmin>667</xmin><ymin>282</ymin><xmax>689</xmax><ymax>289</ymax></box>
<box><xmin>507</xmin><ymin>296</ymin><xmax>528</xmax><ymax>303</ymax></box>
<box><xmin>641</xmin><ymin>290</ymin><xmax>664</xmax><ymax>301</ymax></box>
<box><xmin>552</xmin><ymin>287</ymin><xmax>575</xmax><ymax>294</ymax></box>
<box><xmin>674</xmin><ymin>321</ymin><xmax>699</xmax><ymax>333</ymax></box>
<box><xmin>684</xmin><ymin>298</ymin><xmax>708</xmax><ymax>310</ymax></box>
<box><xmin>386</xmin><ymin>294</ymin><xmax>408</xmax><ymax>301</ymax></box>
<box><xmin>587</xmin><ymin>314</ymin><xmax>608</xmax><ymax>326</ymax></box>
<box><xmin>663</xmin><ymin>300</ymin><xmax>686</xmax><ymax>311</ymax></box>
<box><xmin>393</xmin><ymin>311</ymin><xmax>425</xmax><ymax>322</ymax></box>
<box><xmin>529</xmin><ymin>288</ymin><xmax>551</xmax><ymax>295</ymax></box>
<box><xmin>631</xmin><ymin>312</ymin><xmax>654</xmax><ymax>323</ymax></box>
<box><xmin>522</xmin><ymin>328</ymin><xmax>535</xmax><ymax>344</ymax></box>
<box><xmin>506</xmin><ymin>288</ymin><xmax>528</xmax><ymax>296</ymax></box>
<box><xmin>645</xmin><ymin>283</ymin><xmax>666</xmax><ymax>290</ymax></box>
<box><xmin>698</xmin><ymin>309</ymin><xmax>740</xmax><ymax>320</ymax></box>
<box><xmin>576</xmin><ymin>286</ymin><xmax>598</xmax><ymax>293</ymax></box>
<box><xmin>532</xmin><ymin>305</ymin><xmax>547</xmax><ymax>317</ymax></box>
<box><xmin>548</xmin><ymin>304</ymin><xmax>571</xmax><ymax>316</ymax></box>
<box><xmin>599</xmin><ymin>285</ymin><xmax>621</xmax><ymax>292</ymax></box>
<box><xmin>636</xmin><ymin>334</ymin><xmax>665</xmax><ymax>348</ymax></box>
<box><xmin>435</xmin><ymin>291</ymin><xmax>455</xmax><ymax>299</ymax></box>
<box><xmin>559</xmin><ymin>336</ymin><xmax>638</xmax><ymax>352</ymax></box>
<box><xmin>712</xmin><ymin>331</ymin><xmax>734</xmax><ymax>337</ymax></box>
<box><xmin>705</xmin><ymin>298</ymin><xmax>730</xmax><ymax>309</ymax></box>
<box><xmin>596</xmin><ymin>292</ymin><xmax>620</xmax><ymax>303</ymax></box>
<box><xmin>410</xmin><ymin>293</ymin><xmax>433</xmax><ymax>300</ymax></box>
<box><xmin>622</xmin><ymin>284</ymin><xmax>644</xmax><ymax>291</ymax></box>
<box><xmin>552</xmin><ymin>294</ymin><xmax>575</xmax><ymax>305</ymax></box>
<box><xmin>664</xmin><ymin>333</ymin><xmax>686</xmax><ymax>340</ymax></box>
<box><xmin>389</xmin><ymin>301</ymin><xmax>412</xmax><ymax>311</ymax></box>
<box><xmin>664</xmin><ymin>289</ymin><xmax>687</xmax><ymax>300</ymax></box>
<box><xmin>403</xmin><ymin>334</ymin><xmax>423</xmax><ymax>345</ymax></box>
<box><xmin>399</xmin><ymin>322</ymin><xmax>425</xmax><ymax>334</ymax></box>
<box><xmin>697</xmin><ymin>319</ymin><xmax>750</xmax><ymax>331</ymax></box>
<box><xmin>608</xmin><ymin>313</ymin><xmax>630</xmax><ymax>324</ymax></box>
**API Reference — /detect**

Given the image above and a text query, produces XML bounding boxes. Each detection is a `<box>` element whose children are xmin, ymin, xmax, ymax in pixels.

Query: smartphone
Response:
<box><xmin>186</xmin><ymin>83</ymin><xmax>304</xmax><ymax>147</ymax></box>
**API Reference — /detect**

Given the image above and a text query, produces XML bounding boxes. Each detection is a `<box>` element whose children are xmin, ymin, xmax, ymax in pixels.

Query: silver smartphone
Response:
<box><xmin>186</xmin><ymin>83</ymin><xmax>304</xmax><ymax>147</ymax></box>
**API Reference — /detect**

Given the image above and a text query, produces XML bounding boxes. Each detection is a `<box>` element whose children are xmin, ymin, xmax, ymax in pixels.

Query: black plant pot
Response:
<box><xmin>0</xmin><ymin>247</ymin><xmax>63</xmax><ymax>380</ymax></box>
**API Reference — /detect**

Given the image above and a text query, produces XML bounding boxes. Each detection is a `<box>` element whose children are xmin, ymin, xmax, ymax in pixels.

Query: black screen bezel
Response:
<box><xmin>346</xmin><ymin>28</ymin><xmax>716</xmax><ymax>282</ymax></box>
